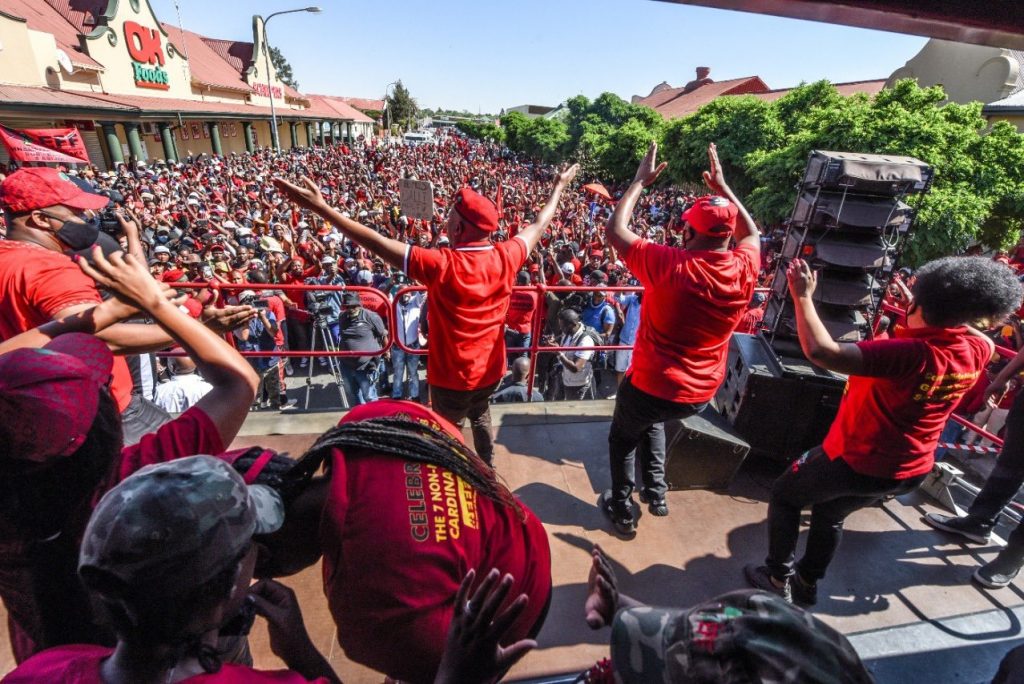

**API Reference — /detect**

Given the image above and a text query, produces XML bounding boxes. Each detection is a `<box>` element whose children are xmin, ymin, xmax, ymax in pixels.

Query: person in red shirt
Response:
<box><xmin>504</xmin><ymin>270</ymin><xmax>537</xmax><ymax>364</ymax></box>
<box><xmin>745</xmin><ymin>256</ymin><xmax>1022</xmax><ymax>605</ymax></box>
<box><xmin>0</xmin><ymin>248</ymin><xmax>258</xmax><ymax>662</ymax></box>
<box><xmin>602</xmin><ymin>142</ymin><xmax>760</xmax><ymax>535</ymax></box>
<box><xmin>274</xmin><ymin>166</ymin><xmax>579</xmax><ymax>463</ymax></box>
<box><xmin>246</xmin><ymin>400</ymin><xmax>552</xmax><ymax>684</ymax></box>
<box><xmin>0</xmin><ymin>167</ymin><xmax>253</xmax><ymax>444</ymax></box>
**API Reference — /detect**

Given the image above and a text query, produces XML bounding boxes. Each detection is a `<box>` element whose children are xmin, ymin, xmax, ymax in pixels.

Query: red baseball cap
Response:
<box><xmin>682</xmin><ymin>195</ymin><xmax>738</xmax><ymax>237</ymax></box>
<box><xmin>0</xmin><ymin>333</ymin><xmax>113</xmax><ymax>462</ymax></box>
<box><xmin>453</xmin><ymin>187</ymin><xmax>499</xmax><ymax>233</ymax></box>
<box><xmin>0</xmin><ymin>167</ymin><xmax>110</xmax><ymax>213</ymax></box>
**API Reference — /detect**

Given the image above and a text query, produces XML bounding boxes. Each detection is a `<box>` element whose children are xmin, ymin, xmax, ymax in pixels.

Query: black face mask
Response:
<box><xmin>52</xmin><ymin>216</ymin><xmax>100</xmax><ymax>252</ymax></box>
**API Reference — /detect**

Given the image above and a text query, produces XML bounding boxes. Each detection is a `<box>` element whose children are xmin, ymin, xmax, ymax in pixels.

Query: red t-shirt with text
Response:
<box><xmin>407</xmin><ymin>238</ymin><xmax>528</xmax><ymax>390</ymax></box>
<box><xmin>2</xmin><ymin>408</ymin><xmax>223</xmax><ymax>663</ymax></box>
<box><xmin>0</xmin><ymin>242</ymin><xmax>133</xmax><ymax>411</ymax></box>
<box><xmin>505</xmin><ymin>290</ymin><xmax>538</xmax><ymax>335</ymax></box>
<box><xmin>624</xmin><ymin>240</ymin><xmax>758</xmax><ymax>403</ymax></box>
<box><xmin>319</xmin><ymin>401</ymin><xmax>551</xmax><ymax>683</ymax></box>
<box><xmin>823</xmin><ymin>327</ymin><xmax>992</xmax><ymax>479</ymax></box>
<box><xmin>1</xmin><ymin>644</ymin><xmax>326</xmax><ymax>683</ymax></box>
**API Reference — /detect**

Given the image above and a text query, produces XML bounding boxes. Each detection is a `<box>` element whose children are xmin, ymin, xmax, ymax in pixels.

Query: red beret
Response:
<box><xmin>682</xmin><ymin>195</ymin><xmax>738</xmax><ymax>237</ymax></box>
<box><xmin>453</xmin><ymin>187</ymin><xmax>499</xmax><ymax>233</ymax></box>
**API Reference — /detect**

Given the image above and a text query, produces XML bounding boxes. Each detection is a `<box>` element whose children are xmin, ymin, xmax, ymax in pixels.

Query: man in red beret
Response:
<box><xmin>600</xmin><ymin>142</ymin><xmax>760</xmax><ymax>535</ymax></box>
<box><xmin>276</xmin><ymin>167</ymin><xmax>578</xmax><ymax>462</ymax></box>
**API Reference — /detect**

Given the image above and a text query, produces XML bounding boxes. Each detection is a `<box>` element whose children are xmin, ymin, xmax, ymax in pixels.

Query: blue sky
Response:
<box><xmin>151</xmin><ymin>0</ymin><xmax>928</xmax><ymax>114</ymax></box>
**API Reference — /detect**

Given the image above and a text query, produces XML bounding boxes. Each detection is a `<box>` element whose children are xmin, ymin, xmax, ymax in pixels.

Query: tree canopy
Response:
<box><xmin>456</xmin><ymin>80</ymin><xmax>1024</xmax><ymax>263</ymax></box>
<box><xmin>268</xmin><ymin>46</ymin><xmax>298</xmax><ymax>89</ymax></box>
<box><xmin>386</xmin><ymin>81</ymin><xmax>418</xmax><ymax>132</ymax></box>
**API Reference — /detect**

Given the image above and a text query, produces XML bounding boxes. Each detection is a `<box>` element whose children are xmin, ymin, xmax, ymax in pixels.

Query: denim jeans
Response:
<box><xmin>340</xmin><ymin>363</ymin><xmax>378</xmax><ymax>406</ymax></box>
<box><xmin>391</xmin><ymin>346</ymin><xmax>420</xmax><ymax>399</ymax></box>
<box><xmin>505</xmin><ymin>330</ymin><xmax>532</xmax><ymax>361</ymax></box>
<box><xmin>766</xmin><ymin>446</ymin><xmax>926</xmax><ymax>582</ymax></box>
<box><xmin>607</xmin><ymin>376</ymin><xmax>706</xmax><ymax>503</ymax></box>
<box><xmin>966</xmin><ymin>391</ymin><xmax>1024</xmax><ymax>525</ymax></box>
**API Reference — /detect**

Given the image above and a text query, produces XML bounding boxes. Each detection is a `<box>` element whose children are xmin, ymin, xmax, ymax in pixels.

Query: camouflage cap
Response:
<box><xmin>610</xmin><ymin>590</ymin><xmax>873</xmax><ymax>684</ymax></box>
<box><xmin>79</xmin><ymin>455</ymin><xmax>284</xmax><ymax>595</ymax></box>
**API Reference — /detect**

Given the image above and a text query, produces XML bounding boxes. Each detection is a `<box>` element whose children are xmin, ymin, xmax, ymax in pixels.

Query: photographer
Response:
<box><xmin>336</xmin><ymin>291</ymin><xmax>388</xmax><ymax>405</ymax></box>
<box><xmin>304</xmin><ymin>256</ymin><xmax>346</xmax><ymax>367</ymax></box>
<box><xmin>234</xmin><ymin>290</ymin><xmax>283</xmax><ymax>411</ymax></box>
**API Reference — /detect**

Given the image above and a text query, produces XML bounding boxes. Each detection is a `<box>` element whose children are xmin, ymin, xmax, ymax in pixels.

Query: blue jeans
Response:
<box><xmin>933</xmin><ymin>417</ymin><xmax>966</xmax><ymax>461</ymax></box>
<box><xmin>340</xmin><ymin>363</ymin><xmax>378</xmax><ymax>406</ymax></box>
<box><xmin>391</xmin><ymin>346</ymin><xmax>420</xmax><ymax>399</ymax></box>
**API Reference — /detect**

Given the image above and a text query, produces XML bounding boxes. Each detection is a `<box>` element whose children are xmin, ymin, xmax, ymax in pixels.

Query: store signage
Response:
<box><xmin>124</xmin><ymin>20</ymin><xmax>170</xmax><ymax>90</ymax></box>
<box><xmin>252</xmin><ymin>83</ymin><xmax>282</xmax><ymax>99</ymax></box>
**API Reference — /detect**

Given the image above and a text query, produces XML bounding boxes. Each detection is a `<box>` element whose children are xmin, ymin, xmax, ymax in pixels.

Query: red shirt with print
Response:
<box><xmin>505</xmin><ymin>290</ymin><xmax>538</xmax><ymax>334</ymax></box>
<box><xmin>319</xmin><ymin>401</ymin><xmax>551</xmax><ymax>683</ymax></box>
<box><xmin>407</xmin><ymin>238</ymin><xmax>528</xmax><ymax>390</ymax></box>
<box><xmin>0</xmin><ymin>242</ymin><xmax>133</xmax><ymax>411</ymax></box>
<box><xmin>624</xmin><ymin>240</ymin><xmax>758</xmax><ymax>403</ymax></box>
<box><xmin>1</xmin><ymin>644</ymin><xmax>327</xmax><ymax>683</ymax></box>
<box><xmin>2</xmin><ymin>408</ymin><xmax>223</xmax><ymax>663</ymax></box>
<box><xmin>823</xmin><ymin>327</ymin><xmax>993</xmax><ymax>479</ymax></box>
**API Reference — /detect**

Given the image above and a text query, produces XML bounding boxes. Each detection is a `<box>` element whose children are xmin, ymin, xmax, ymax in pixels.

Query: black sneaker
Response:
<box><xmin>973</xmin><ymin>555</ymin><xmax>1022</xmax><ymax>589</ymax></box>
<box><xmin>791</xmin><ymin>572</ymin><xmax>818</xmax><ymax>606</ymax></box>
<box><xmin>744</xmin><ymin>564</ymin><xmax>792</xmax><ymax>603</ymax></box>
<box><xmin>600</xmin><ymin>491</ymin><xmax>636</xmax><ymax>537</ymax></box>
<box><xmin>923</xmin><ymin>512</ymin><xmax>993</xmax><ymax>544</ymax></box>
<box><xmin>639</xmin><ymin>492</ymin><xmax>669</xmax><ymax>516</ymax></box>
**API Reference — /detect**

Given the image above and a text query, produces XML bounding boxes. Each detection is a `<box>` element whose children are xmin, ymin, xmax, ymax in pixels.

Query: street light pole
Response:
<box><xmin>260</xmin><ymin>6</ymin><xmax>321</xmax><ymax>151</ymax></box>
<box><xmin>383</xmin><ymin>80</ymin><xmax>397</xmax><ymax>140</ymax></box>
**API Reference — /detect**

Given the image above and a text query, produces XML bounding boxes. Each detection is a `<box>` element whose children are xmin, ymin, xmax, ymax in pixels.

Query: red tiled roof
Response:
<box><xmin>650</xmin><ymin>77</ymin><xmax>771</xmax><ymax>119</ymax></box>
<box><xmin>0</xmin><ymin>83</ymin><xmax>134</xmax><ymax>110</ymax></box>
<box><xmin>3</xmin><ymin>0</ymin><xmax>104</xmax><ymax>69</ymax></box>
<box><xmin>305</xmin><ymin>95</ymin><xmax>375</xmax><ymax>123</ymax></box>
<box><xmin>160</xmin><ymin>23</ymin><xmax>251</xmax><ymax>93</ymax></box>
<box><xmin>195</xmin><ymin>35</ymin><xmax>305</xmax><ymax>101</ymax></box>
<box><xmin>75</xmin><ymin>90</ymin><xmax>327</xmax><ymax>120</ymax></box>
<box><xmin>338</xmin><ymin>97</ymin><xmax>385</xmax><ymax>112</ymax></box>
<box><xmin>749</xmin><ymin>79</ymin><xmax>887</xmax><ymax>103</ymax></box>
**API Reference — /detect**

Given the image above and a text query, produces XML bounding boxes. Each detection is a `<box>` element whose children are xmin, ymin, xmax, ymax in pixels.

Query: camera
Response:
<box><xmin>95</xmin><ymin>189</ymin><xmax>124</xmax><ymax>235</ymax></box>
<box><xmin>310</xmin><ymin>291</ymin><xmax>334</xmax><ymax>317</ymax></box>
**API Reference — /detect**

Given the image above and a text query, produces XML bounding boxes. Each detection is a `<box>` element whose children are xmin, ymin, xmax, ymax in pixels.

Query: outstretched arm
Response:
<box><xmin>275</xmin><ymin>176</ymin><xmax>409</xmax><ymax>271</ymax></box>
<box><xmin>702</xmin><ymin>143</ymin><xmax>760</xmax><ymax>250</ymax></box>
<box><xmin>788</xmin><ymin>259</ymin><xmax>864</xmax><ymax>375</ymax></box>
<box><xmin>517</xmin><ymin>164</ymin><xmax>580</xmax><ymax>254</ymax></box>
<box><xmin>606</xmin><ymin>142</ymin><xmax>666</xmax><ymax>255</ymax></box>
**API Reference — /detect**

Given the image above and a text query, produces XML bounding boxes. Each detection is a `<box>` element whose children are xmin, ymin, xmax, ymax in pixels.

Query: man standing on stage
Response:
<box><xmin>746</xmin><ymin>256</ymin><xmax>1022</xmax><ymax>604</ymax></box>
<box><xmin>602</xmin><ymin>142</ymin><xmax>760</xmax><ymax>535</ymax></box>
<box><xmin>275</xmin><ymin>164</ymin><xmax>578</xmax><ymax>463</ymax></box>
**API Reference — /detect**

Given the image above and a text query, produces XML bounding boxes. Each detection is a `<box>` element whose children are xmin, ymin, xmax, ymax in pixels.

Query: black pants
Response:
<box><xmin>965</xmin><ymin>391</ymin><xmax>1024</xmax><ymax>525</ymax></box>
<box><xmin>121</xmin><ymin>394</ymin><xmax>173</xmax><ymax>447</ymax></box>
<box><xmin>766</xmin><ymin>447</ymin><xmax>926</xmax><ymax>582</ymax></box>
<box><xmin>430</xmin><ymin>382</ymin><xmax>501</xmax><ymax>463</ymax></box>
<box><xmin>607</xmin><ymin>376</ymin><xmax>705</xmax><ymax>503</ymax></box>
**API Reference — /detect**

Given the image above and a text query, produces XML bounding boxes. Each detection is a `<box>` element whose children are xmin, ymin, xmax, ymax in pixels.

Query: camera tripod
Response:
<box><xmin>303</xmin><ymin>313</ymin><xmax>351</xmax><ymax>410</ymax></box>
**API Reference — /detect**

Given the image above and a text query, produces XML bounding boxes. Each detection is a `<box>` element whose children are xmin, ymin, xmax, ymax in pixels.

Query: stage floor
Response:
<box><xmin>2</xmin><ymin>403</ymin><xmax>1021</xmax><ymax>682</ymax></box>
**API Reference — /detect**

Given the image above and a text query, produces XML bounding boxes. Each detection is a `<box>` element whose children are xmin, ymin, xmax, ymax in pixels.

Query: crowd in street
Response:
<box><xmin>1</xmin><ymin>130</ymin><xmax>1024</xmax><ymax>684</ymax></box>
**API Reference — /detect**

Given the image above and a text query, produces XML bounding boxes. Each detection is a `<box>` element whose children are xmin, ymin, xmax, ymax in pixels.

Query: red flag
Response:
<box><xmin>0</xmin><ymin>125</ymin><xmax>90</xmax><ymax>164</ymax></box>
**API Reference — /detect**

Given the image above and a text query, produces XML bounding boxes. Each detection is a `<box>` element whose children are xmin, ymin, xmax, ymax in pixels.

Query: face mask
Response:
<box><xmin>53</xmin><ymin>215</ymin><xmax>100</xmax><ymax>252</ymax></box>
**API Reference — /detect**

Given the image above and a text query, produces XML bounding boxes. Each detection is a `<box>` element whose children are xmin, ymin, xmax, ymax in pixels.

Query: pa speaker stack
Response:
<box><xmin>764</xmin><ymin>150</ymin><xmax>933</xmax><ymax>353</ymax></box>
<box><xmin>717</xmin><ymin>151</ymin><xmax>933</xmax><ymax>462</ymax></box>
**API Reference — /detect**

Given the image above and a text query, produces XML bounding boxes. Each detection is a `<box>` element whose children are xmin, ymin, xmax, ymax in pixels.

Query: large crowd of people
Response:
<box><xmin>0</xmin><ymin>129</ymin><xmax>1023</xmax><ymax>683</ymax></box>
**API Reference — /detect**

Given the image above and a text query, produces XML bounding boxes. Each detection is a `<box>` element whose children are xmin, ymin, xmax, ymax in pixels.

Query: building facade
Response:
<box><xmin>0</xmin><ymin>0</ymin><xmax>375</xmax><ymax>169</ymax></box>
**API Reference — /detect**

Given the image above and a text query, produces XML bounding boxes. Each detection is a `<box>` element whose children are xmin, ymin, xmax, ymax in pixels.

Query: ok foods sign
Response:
<box><xmin>124</xmin><ymin>20</ymin><xmax>170</xmax><ymax>90</ymax></box>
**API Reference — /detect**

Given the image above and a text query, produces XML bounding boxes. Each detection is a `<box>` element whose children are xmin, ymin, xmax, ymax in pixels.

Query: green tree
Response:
<box><xmin>562</xmin><ymin>93</ymin><xmax>664</xmax><ymax>181</ymax></box>
<box><xmin>386</xmin><ymin>80</ymin><xmax>418</xmax><ymax>132</ymax></box>
<box><xmin>456</xmin><ymin>120</ymin><xmax>506</xmax><ymax>143</ymax></box>
<box><xmin>268</xmin><ymin>46</ymin><xmax>298</xmax><ymax>89</ymax></box>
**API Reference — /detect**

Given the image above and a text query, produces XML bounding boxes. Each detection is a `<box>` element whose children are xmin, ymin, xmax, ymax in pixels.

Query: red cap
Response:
<box><xmin>453</xmin><ymin>187</ymin><xmax>499</xmax><ymax>233</ymax></box>
<box><xmin>682</xmin><ymin>195</ymin><xmax>738</xmax><ymax>237</ymax></box>
<box><xmin>338</xmin><ymin>399</ymin><xmax>464</xmax><ymax>444</ymax></box>
<box><xmin>0</xmin><ymin>334</ymin><xmax>113</xmax><ymax>462</ymax></box>
<box><xmin>0</xmin><ymin>167</ymin><xmax>110</xmax><ymax>213</ymax></box>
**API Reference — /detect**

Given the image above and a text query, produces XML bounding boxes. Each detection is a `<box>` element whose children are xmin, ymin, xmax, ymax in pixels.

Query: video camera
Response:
<box><xmin>310</xmin><ymin>291</ymin><xmax>335</xmax><ymax>317</ymax></box>
<box><xmin>95</xmin><ymin>188</ymin><xmax>125</xmax><ymax>235</ymax></box>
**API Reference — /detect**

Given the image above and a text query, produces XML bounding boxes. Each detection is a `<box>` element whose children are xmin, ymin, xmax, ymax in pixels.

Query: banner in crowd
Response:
<box><xmin>0</xmin><ymin>125</ymin><xmax>90</xmax><ymax>164</ymax></box>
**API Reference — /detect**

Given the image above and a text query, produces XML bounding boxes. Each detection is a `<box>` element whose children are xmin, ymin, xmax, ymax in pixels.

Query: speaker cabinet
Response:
<box><xmin>664</xmin><ymin>408</ymin><xmax>751</xmax><ymax>491</ymax></box>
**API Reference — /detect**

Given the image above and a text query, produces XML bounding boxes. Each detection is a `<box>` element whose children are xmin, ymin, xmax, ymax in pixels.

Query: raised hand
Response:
<box><xmin>78</xmin><ymin>247</ymin><xmax>173</xmax><ymax>311</ymax></box>
<box><xmin>201</xmin><ymin>304</ymin><xmax>258</xmax><ymax>333</ymax></box>
<box><xmin>633</xmin><ymin>142</ymin><xmax>667</xmax><ymax>188</ymax></box>
<box><xmin>434</xmin><ymin>568</ymin><xmax>536</xmax><ymax>684</ymax></box>
<box><xmin>702</xmin><ymin>142</ymin><xmax>727</xmax><ymax>194</ymax></box>
<box><xmin>786</xmin><ymin>258</ymin><xmax>817</xmax><ymax>300</ymax></box>
<box><xmin>556</xmin><ymin>163</ymin><xmax>581</xmax><ymax>188</ymax></box>
<box><xmin>584</xmin><ymin>544</ymin><xmax>619</xmax><ymax>629</ymax></box>
<box><xmin>273</xmin><ymin>175</ymin><xmax>328</xmax><ymax>213</ymax></box>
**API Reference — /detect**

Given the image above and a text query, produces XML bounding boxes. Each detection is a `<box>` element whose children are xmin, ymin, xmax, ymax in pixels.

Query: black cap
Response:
<box><xmin>341</xmin><ymin>292</ymin><xmax>361</xmax><ymax>307</ymax></box>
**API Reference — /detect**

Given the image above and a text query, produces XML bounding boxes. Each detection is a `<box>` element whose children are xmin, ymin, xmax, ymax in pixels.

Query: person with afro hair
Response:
<box><xmin>746</xmin><ymin>256</ymin><xmax>1023</xmax><ymax>605</ymax></box>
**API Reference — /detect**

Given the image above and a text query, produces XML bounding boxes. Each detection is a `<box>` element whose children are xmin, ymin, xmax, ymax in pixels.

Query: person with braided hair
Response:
<box><xmin>235</xmin><ymin>400</ymin><xmax>552</xmax><ymax>684</ymax></box>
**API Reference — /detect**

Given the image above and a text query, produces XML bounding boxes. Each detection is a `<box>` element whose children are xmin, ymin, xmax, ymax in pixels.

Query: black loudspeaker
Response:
<box><xmin>664</xmin><ymin>407</ymin><xmax>751</xmax><ymax>491</ymax></box>
<box><xmin>765</xmin><ymin>150</ymin><xmax>932</xmax><ymax>353</ymax></box>
<box><xmin>716</xmin><ymin>334</ymin><xmax>845</xmax><ymax>462</ymax></box>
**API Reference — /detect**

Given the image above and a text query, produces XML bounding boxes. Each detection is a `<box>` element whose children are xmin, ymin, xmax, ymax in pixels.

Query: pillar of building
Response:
<box><xmin>157</xmin><ymin>122</ymin><xmax>177</xmax><ymax>162</ymax></box>
<box><xmin>209</xmin><ymin>122</ymin><xmax>223</xmax><ymax>156</ymax></box>
<box><xmin>243</xmin><ymin>122</ymin><xmax>255</xmax><ymax>153</ymax></box>
<box><xmin>346</xmin><ymin>121</ymin><xmax>353</xmax><ymax>143</ymax></box>
<box><xmin>122</xmin><ymin>122</ymin><xmax>144</xmax><ymax>161</ymax></box>
<box><xmin>305</xmin><ymin>122</ymin><xmax>314</xmax><ymax>147</ymax></box>
<box><xmin>317</xmin><ymin>121</ymin><xmax>326</xmax><ymax>146</ymax></box>
<box><xmin>289</xmin><ymin>121</ymin><xmax>299</xmax><ymax>149</ymax></box>
<box><xmin>99</xmin><ymin>122</ymin><xmax>123</xmax><ymax>166</ymax></box>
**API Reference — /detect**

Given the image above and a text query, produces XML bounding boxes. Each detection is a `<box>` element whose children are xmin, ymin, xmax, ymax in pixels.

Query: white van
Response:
<box><xmin>403</xmin><ymin>131</ymin><xmax>434</xmax><ymax>145</ymax></box>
